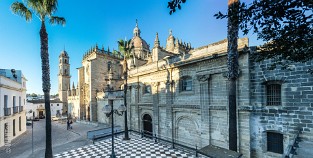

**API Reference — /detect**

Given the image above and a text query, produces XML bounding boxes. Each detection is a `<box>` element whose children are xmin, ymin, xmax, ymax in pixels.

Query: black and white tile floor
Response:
<box><xmin>54</xmin><ymin>133</ymin><xmax>198</xmax><ymax>158</ymax></box>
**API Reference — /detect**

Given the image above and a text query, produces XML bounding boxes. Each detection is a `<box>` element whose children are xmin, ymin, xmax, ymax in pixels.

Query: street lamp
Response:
<box><xmin>28</xmin><ymin>110</ymin><xmax>34</xmax><ymax>155</ymax></box>
<box><xmin>103</xmin><ymin>102</ymin><xmax>126</xmax><ymax>158</ymax></box>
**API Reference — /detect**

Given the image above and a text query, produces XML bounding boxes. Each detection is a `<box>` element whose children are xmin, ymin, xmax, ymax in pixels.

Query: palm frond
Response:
<box><xmin>49</xmin><ymin>16</ymin><xmax>66</xmax><ymax>26</ymax></box>
<box><xmin>44</xmin><ymin>0</ymin><xmax>58</xmax><ymax>15</ymax></box>
<box><xmin>27</xmin><ymin>0</ymin><xmax>45</xmax><ymax>18</ymax></box>
<box><xmin>11</xmin><ymin>2</ymin><xmax>32</xmax><ymax>21</ymax></box>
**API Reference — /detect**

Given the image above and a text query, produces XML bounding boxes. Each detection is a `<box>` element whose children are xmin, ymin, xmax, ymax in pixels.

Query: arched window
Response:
<box><xmin>65</xmin><ymin>59</ymin><xmax>67</xmax><ymax>64</ymax></box>
<box><xmin>64</xmin><ymin>69</ymin><xmax>67</xmax><ymax>75</ymax></box>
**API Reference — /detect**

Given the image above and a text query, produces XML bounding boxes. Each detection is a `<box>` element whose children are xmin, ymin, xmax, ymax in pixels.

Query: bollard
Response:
<box><xmin>154</xmin><ymin>134</ymin><xmax>157</xmax><ymax>143</ymax></box>
<box><xmin>195</xmin><ymin>145</ymin><xmax>198</xmax><ymax>157</ymax></box>
<box><xmin>141</xmin><ymin>130</ymin><xmax>143</xmax><ymax>138</ymax></box>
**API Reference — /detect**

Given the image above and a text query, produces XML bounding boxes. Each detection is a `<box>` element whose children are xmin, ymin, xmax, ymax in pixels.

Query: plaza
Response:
<box><xmin>54</xmin><ymin>133</ymin><xmax>203</xmax><ymax>158</ymax></box>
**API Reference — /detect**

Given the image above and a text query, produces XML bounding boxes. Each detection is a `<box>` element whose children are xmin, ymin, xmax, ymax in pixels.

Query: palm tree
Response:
<box><xmin>168</xmin><ymin>0</ymin><xmax>240</xmax><ymax>151</ymax></box>
<box><xmin>117</xmin><ymin>39</ymin><xmax>133</xmax><ymax>140</ymax></box>
<box><xmin>227</xmin><ymin>0</ymin><xmax>240</xmax><ymax>152</ymax></box>
<box><xmin>11</xmin><ymin>0</ymin><xmax>65</xmax><ymax>157</ymax></box>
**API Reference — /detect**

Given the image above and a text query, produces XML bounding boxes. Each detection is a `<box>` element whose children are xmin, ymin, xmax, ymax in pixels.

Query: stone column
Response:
<box><xmin>152</xmin><ymin>82</ymin><xmax>160</xmax><ymax>136</ymax></box>
<box><xmin>132</xmin><ymin>84</ymin><xmax>140</xmax><ymax>131</ymax></box>
<box><xmin>197</xmin><ymin>74</ymin><xmax>210</xmax><ymax>147</ymax></box>
<box><xmin>161</xmin><ymin>80</ymin><xmax>174</xmax><ymax>141</ymax></box>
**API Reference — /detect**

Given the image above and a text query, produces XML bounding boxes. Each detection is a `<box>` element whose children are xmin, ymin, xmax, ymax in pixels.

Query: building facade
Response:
<box><xmin>25</xmin><ymin>99</ymin><xmax>63</xmax><ymax>119</ymax></box>
<box><xmin>66</xmin><ymin>44</ymin><xmax>123</xmax><ymax>121</ymax></box>
<box><xmin>0</xmin><ymin>69</ymin><xmax>27</xmax><ymax>147</ymax></box>
<box><xmin>64</xmin><ymin>22</ymin><xmax>313</xmax><ymax>157</ymax></box>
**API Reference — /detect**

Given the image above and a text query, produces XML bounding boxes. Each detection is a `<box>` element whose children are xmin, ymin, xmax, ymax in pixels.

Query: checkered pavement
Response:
<box><xmin>54</xmin><ymin>133</ymin><xmax>198</xmax><ymax>158</ymax></box>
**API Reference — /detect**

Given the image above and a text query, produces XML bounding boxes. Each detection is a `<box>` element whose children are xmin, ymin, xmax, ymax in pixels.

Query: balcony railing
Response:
<box><xmin>13</xmin><ymin>106</ymin><xmax>19</xmax><ymax>114</ymax></box>
<box><xmin>4</xmin><ymin>108</ymin><xmax>12</xmax><ymax>116</ymax></box>
<box><xmin>19</xmin><ymin>106</ymin><xmax>23</xmax><ymax>112</ymax></box>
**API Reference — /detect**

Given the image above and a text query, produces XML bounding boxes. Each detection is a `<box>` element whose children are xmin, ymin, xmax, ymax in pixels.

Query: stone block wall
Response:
<box><xmin>249</xmin><ymin>57</ymin><xmax>313</xmax><ymax>157</ymax></box>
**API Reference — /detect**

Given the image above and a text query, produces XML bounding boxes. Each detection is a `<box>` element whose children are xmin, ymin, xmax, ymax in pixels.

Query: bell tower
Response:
<box><xmin>58</xmin><ymin>50</ymin><xmax>70</xmax><ymax>114</ymax></box>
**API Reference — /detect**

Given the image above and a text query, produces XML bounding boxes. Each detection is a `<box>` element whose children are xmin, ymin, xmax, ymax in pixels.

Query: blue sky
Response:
<box><xmin>0</xmin><ymin>0</ymin><xmax>260</xmax><ymax>95</ymax></box>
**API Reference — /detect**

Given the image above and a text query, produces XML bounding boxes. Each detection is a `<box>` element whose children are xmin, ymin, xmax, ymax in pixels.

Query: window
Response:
<box><xmin>19</xmin><ymin>96</ymin><xmax>21</xmax><ymax>107</ymax></box>
<box><xmin>13</xmin><ymin>119</ymin><xmax>16</xmax><ymax>136</ymax></box>
<box><xmin>181</xmin><ymin>77</ymin><xmax>192</xmax><ymax>91</ymax></box>
<box><xmin>57</xmin><ymin>104</ymin><xmax>59</xmax><ymax>106</ymax></box>
<box><xmin>267</xmin><ymin>132</ymin><xmax>283</xmax><ymax>154</ymax></box>
<box><xmin>143</xmin><ymin>85</ymin><xmax>151</xmax><ymax>94</ymax></box>
<box><xmin>65</xmin><ymin>59</ymin><xmax>67</xmax><ymax>63</ymax></box>
<box><xmin>108</xmin><ymin>61</ymin><xmax>112</xmax><ymax>71</ymax></box>
<box><xmin>4</xmin><ymin>95</ymin><xmax>8</xmax><ymax>108</ymax></box>
<box><xmin>19</xmin><ymin>116</ymin><xmax>21</xmax><ymax>131</ymax></box>
<box><xmin>13</xmin><ymin>96</ymin><xmax>16</xmax><ymax>107</ymax></box>
<box><xmin>266</xmin><ymin>83</ymin><xmax>281</xmax><ymax>106</ymax></box>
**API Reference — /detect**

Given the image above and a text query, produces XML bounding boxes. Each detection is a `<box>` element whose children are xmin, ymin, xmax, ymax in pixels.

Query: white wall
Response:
<box><xmin>25</xmin><ymin>101</ymin><xmax>63</xmax><ymax>118</ymax></box>
<box><xmin>0</xmin><ymin>74</ymin><xmax>27</xmax><ymax>147</ymax></box>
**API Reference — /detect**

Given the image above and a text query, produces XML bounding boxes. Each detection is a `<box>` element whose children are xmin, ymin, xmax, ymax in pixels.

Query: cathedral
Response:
<box><xmin>58</xmin><ymin>21</ymin><xmax>313</xmax><ymax>157</ymax></box>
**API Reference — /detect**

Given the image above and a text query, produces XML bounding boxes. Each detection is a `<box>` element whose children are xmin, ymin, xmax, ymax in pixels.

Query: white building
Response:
<box><xmin>25</xmin><ymin>99</ymin><xmax>63</xmax><ymax>119</ymax></box>
<box><xmin>0</xmin><ymin>69</ymin><xmax>27</xmax><ymax>147</ymax></box>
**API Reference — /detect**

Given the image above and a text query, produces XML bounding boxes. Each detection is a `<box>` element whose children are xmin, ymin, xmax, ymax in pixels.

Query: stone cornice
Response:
<box><xmin>0</xmin><ymin>84</ymin><xmax>23</xmax><ymax>92</ymax></box>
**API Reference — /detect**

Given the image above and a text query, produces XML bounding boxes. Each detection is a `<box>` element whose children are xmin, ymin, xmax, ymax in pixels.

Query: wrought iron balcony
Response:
<box><xmin>13</xmin><ymin>106</ymin><xmax>19</xmax><ymax>114</ymax></box>
<box><xmin>19</xmin><ymin>106</ymin><xmax>23</xmax><ymax>112</ymax></box>
<box><xmin>4</xmin><ymin>108</ymin><xmax>11</xmax><ymax>116</ymax></box>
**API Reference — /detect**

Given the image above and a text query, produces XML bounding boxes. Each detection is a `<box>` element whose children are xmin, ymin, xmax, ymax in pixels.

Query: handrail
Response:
<box><xmin>284</xmin><ymin>130</ymin><xmax>301</xmax><ymax>158</ymax></box>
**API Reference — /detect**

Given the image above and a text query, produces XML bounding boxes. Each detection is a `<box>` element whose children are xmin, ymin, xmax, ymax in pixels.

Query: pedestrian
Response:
<box><xmin>67</xmin><ymin>120</ymin><xmax>70</xmax><ymax>130</ymax></box>
<box><xmin>70</xmin><ymin>120</ymin><xmax>73</xmax><ymax>129</ymax></box>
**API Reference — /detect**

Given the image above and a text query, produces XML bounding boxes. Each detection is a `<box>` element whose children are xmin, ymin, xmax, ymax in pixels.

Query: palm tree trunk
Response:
<box><xmin>40</xmin><ymin>21</ymin><xmax>53</xmax><ymax>158</ymax></box>
<box><xmin>227</xmin><ymin>0</ymin><xmax>239</xmax><ymax>152</ymax></box>
<box><xmin>123</xmin><ymin>58</ymin><xmax>130</xmax><ymax>140</ymax></box>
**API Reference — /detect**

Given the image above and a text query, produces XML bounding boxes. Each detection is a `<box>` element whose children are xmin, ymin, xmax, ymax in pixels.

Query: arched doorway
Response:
<box><xmin>142</xmin><ymin>114</ymin><xmax>152</xmax><ymax>136</ymax></box>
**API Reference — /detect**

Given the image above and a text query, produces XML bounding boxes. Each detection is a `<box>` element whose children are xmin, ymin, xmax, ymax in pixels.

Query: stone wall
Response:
<box><xmin>125</xmin><ymin>38</ymin><xmax>251</xmax><ymax>152</ymax></box>
<box><xmin>249</xmin><ymin>57</ymin><xmax>313</xmax><ymax>157</ymax></box>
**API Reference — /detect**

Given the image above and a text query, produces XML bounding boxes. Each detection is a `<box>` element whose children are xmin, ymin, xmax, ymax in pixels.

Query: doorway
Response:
<box><xmin>39</xmin><ymin>111</ymin><xmax>44</xmax><ymax>117</ymax></box>
<box><xmin>142</xmin><ymin>114</ymin><xmax>152</xmax><ymax>136</ymax></box>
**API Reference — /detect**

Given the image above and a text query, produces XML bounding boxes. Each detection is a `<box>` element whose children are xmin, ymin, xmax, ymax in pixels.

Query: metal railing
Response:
<box><xmin>13</xmin><ymin>106</ymin><xmax>19</xmax><ymax>114</ymax></box>
<box><xmin>4</xmin><ymin>108</ymin><xmax>12</xmax><ymax>116</ymax></box>
<box><xmin>19</xmin><ymin>106</ymin><xmax>23</xmax><ymax>112</ymax></box>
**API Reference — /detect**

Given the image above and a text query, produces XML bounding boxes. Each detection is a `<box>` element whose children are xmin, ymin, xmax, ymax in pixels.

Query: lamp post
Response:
<box><xmin>103</xmin><ymin>100</ymin><xmax>126</xmax><ymax>158</ymax></box>
<box><xmin>28</xmin><ymin>110</ymin><xmax>34</xmax><ymax>155</ymax></box>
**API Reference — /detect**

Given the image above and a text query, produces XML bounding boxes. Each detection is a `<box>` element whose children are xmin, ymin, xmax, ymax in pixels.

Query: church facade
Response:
<box><xmin>59</xmin><ymin>22</ymin><xmax>313</xmax><ymax>157</ymax></box>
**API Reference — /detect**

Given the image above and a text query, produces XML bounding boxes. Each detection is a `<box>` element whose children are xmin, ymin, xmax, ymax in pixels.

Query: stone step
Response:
<box><xmin>294</xmin><ymin>133</ymin><xmax>313</xmax><ymax>158</ymax></box>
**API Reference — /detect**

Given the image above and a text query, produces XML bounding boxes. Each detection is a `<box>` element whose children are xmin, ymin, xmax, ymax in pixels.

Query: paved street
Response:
<box><xmin>0</xmin><ymin>119</ymin><xmax>107</xmax><ymax>158</ymax></box>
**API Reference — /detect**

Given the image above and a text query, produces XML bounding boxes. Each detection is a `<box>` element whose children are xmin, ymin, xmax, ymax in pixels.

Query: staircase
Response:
<box><xmin>293</xmin><ymin>132</ymin><xmax>313</xmax><ymax>158</ymax></box>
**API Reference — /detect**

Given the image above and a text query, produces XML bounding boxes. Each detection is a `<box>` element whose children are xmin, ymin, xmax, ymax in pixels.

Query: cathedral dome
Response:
<box><xmin>131</xmin><ymin>36</ymin><xmax>149</xmax><ymax>50</ymax></box>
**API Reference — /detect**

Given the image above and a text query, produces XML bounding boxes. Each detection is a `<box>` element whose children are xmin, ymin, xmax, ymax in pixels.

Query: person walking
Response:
<box><xmin>67</xmin><ymin>120</ymin><xmax>70</xmax><ymax>130</ymax></box>
<box><xmin>70</xmin><ymin>120</ymin><xmax>73</xmax><ymax>129</ymax></box>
